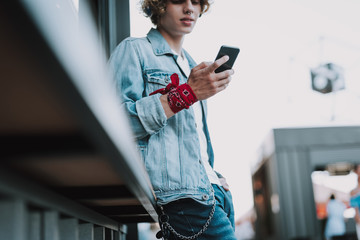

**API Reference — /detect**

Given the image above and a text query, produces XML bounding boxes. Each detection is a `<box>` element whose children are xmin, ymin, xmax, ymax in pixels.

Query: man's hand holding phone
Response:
<box><xmin>187</xmin><ymin>46</ymin><xmax>239</xmax><ymax>100</ymax></box>
<box><xmin>161</xmin><ymin>46</ymin><xmax>239</xmax><ymax>118</ymax></box>
<box><xmin>187</xmin><ymin>55</ymin><xmax>233</xmax><ymax>100</ymax></box>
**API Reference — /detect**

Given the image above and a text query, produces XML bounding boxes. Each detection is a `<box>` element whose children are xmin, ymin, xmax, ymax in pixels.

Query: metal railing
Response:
<box><xmin>0</xmin><ymin>1</ymin><xmax>157</xmax><ymax>240</ymax></box>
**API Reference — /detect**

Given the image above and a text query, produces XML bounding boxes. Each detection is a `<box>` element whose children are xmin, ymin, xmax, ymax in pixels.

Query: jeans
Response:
<box><xmin>161</xmin><ymin>184</ymin><xmax>236</xmax><ymax>240</ymax></box>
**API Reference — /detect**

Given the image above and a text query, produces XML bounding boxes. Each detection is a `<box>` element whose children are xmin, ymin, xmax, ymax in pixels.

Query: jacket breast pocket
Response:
<box><xmin>145</xmin><ymin>70</ymin><xmax>172</xmax><ymax>94</ymax></box>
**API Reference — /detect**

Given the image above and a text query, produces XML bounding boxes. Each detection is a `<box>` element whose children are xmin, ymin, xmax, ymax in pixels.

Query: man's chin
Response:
<box><xmin>182</xmin><ymin>27</ymin><xmax>195</xmax><ymax>35</ymax></box>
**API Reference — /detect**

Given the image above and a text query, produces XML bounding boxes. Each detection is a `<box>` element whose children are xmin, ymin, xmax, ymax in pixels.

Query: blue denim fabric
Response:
<box><xmin>162</xmin><ymin>184</ymin><xmax>236</xmax><ymax>240</ymax></box>
<box><xmin>108</xmin><ymin>28</ymin><xmax>215</xmax><ymax>206</ymax></box>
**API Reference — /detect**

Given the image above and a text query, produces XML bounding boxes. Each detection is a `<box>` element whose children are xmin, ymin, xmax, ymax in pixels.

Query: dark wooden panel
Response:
<box><xmin>9</xmin><ymin>156</ymin><xmax>124</xmax><ymax>187</ymax></box>
<box><xmin>53</xmin><ymin>186</ymin><xmax>133</xmax><ymax>199</ymax></box>
<box><xmin>0</xmin><ymin>134</ymin><xmax>94</xmax><ymax>158</ymax></box>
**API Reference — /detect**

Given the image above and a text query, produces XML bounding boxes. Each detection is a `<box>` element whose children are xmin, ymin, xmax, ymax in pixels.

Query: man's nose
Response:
<box><xmin>184</xmin><ymin>0</ymin><xmax>195</xmax><ymax>12</ymax></box>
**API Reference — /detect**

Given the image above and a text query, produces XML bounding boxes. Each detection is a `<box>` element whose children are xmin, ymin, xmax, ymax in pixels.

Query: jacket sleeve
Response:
<box><xmin>108</xmin><ymin>39</ymin><xmax>168</xmax><ymax>139</ymax></box>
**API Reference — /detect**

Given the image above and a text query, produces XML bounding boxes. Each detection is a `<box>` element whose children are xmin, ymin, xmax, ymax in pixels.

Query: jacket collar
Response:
<box><xmin>147</xmin><ymin>28</ymin><xmax>174</xmax><ymax>56</ymax></box>
<box><xmin>147</xmin><ymin>28</ymin><xmax>197</xmax><ymax>69</ymax></box>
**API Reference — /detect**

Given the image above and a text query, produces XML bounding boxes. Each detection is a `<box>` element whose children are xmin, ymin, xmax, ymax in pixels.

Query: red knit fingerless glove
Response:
<box><xmin>149</xmin><ymin>73</ymin><xmax>198</xmax><ymax>113</ymax></box>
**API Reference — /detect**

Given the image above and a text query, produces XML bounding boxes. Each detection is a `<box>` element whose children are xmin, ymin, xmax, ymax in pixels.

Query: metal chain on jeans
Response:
<box><xmin>157</xmin><ymin>194</ymin><xmax>216</xmax><ymax>240</ymax></box>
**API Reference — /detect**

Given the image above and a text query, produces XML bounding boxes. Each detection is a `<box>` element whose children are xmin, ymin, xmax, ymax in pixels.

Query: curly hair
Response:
<box><xmin>141</xmin><ymin>0</ymin><xmax>212</xmax><ymax>26</ymax></box>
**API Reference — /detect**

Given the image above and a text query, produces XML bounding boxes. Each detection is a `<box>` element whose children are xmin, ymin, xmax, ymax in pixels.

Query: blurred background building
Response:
<box><xmin>252</xmin><ymin>126</ymin><xmax>360</xmax><ymax>240</ymax></box>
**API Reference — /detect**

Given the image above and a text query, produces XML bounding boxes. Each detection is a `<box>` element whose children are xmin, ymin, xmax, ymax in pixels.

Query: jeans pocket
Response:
<box><xmin>164</xmin><ymin>199</ymin><xmax>212</xmax><ymax>237</ymax></box>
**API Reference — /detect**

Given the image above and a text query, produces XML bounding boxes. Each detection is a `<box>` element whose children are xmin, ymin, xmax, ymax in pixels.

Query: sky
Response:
<box><xmin>129</xmin><ymin>0</ymin><xmax>360</xmax><ymax>219</ymax></box>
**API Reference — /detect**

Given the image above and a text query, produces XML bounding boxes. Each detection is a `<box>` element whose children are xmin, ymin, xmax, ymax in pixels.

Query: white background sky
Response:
<box><xmin>129</xmin><ymin>0</ymin><xmax>360</xmax><ymax>220</ymax></box>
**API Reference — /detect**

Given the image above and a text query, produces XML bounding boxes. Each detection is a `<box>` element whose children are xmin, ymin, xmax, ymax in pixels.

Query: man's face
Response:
<box><xmin>158</xmin><ymin>0</ymin><xmax>201</xmax><ymax>38</ymax></box>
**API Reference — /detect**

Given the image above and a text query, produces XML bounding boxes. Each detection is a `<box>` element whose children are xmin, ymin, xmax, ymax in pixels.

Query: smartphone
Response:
<box><xmin>214</xmin><ymin>45</ymin><xmax>240</xmax><ymax>73</ymax></box>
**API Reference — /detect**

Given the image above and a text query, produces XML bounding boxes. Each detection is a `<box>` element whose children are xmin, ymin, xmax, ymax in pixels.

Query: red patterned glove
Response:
<box><xmin>149</xmin><ymin>73</ymin><xmax>198</xmax><ymax>113</ymax></box>
<box><xmin>167</xmin><ymin>83</ymin><xmax>197</xmax><ymax>113</ymax></box>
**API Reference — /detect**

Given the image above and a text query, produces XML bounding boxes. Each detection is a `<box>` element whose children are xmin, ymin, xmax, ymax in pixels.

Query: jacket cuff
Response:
<box><xmin>136</xmin><ymin>94</ymin><xmax>167</xmax><ymax>135</ymax></box>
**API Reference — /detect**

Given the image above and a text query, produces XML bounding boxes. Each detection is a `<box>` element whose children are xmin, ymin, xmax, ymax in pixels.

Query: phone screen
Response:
<box><xmin>214</xmin><ymin>45</ymin><xmax>240</xmax><ymax>73</ymax></box>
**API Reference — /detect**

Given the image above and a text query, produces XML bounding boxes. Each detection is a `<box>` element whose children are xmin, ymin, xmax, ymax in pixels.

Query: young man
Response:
<box><xmin>109</xmin><ymin>0</ymin><xmax>236</xmax><ymax>239</ymax></box>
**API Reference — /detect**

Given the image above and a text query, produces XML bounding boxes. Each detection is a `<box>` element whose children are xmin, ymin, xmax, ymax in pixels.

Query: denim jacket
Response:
<box><xmin>109</xmin><ymin>28</ymin><xmax>215</xmax><ymax>205</ymax></box>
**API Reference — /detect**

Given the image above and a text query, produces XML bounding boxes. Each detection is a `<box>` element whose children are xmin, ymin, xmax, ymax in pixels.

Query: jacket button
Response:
<box><xmin>202</xmin><ymin>194</ymin><xmax>209</xmax><ymax>200</ymax></box>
